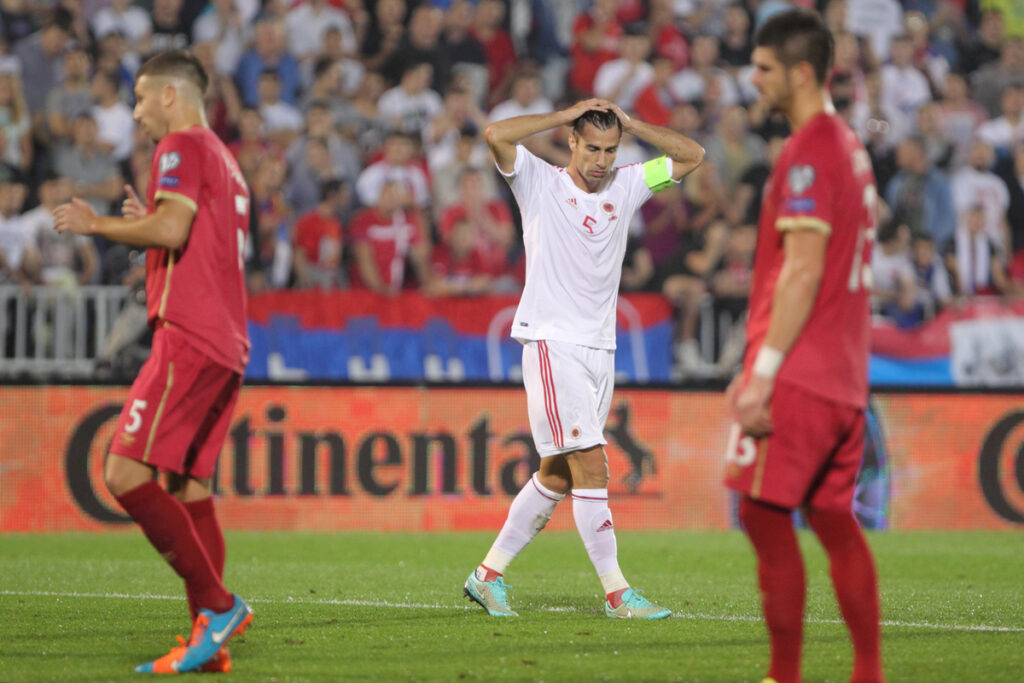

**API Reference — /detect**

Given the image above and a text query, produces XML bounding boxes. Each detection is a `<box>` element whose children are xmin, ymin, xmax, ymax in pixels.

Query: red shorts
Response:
<box><xmin>109</xmin><ymin>324</ymin><xmax>242</xmax><ymax>479</ymax></box>
<box><xmin>723</xmin><ymin>379</ymin><xmax>865</xmax><ymax>510</ymax></box>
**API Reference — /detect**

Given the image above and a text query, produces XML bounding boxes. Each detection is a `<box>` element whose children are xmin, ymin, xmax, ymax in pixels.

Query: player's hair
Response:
<box><xmin>572</xmin><ymin>109</ymin><xmax>622</xmax><ymax>137</ymax></box>
<box><xmin>754</xmin><ymin>9</ymin><xmax>834</xmax><ymax>85</ymax></box>
<box><xmin>136</xmin><ymin>50</ymin><xmax>209</xmax><ymax>96</ymax></box>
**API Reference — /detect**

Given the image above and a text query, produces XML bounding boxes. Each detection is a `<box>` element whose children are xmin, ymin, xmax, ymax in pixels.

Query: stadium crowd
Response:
<box><xmin>0</xmin><ymin>0</ymin><xmax>1023</xmax><ymax>378</ymax></box>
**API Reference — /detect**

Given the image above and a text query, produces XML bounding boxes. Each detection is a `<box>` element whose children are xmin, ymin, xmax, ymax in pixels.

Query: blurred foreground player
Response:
<box><xmin>464</xmin><ymin>98</ymin><xmax>704</xmax><ymax>618</ymax></box>
<box><xmin>54</xmin><ymin>50</ymin><xmax>253</xmax><ymax>674</ymax></box>
<box><xmin>724</xmin><ymin>10</ymin><xmax>884</xmax><ymax>683</ymax></box>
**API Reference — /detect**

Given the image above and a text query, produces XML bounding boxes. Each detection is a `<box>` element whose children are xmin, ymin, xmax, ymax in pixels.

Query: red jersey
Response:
<box><xmin>146</xmin><ymin>126</ymin><xmax>251</xmax><ymax>374</ymax></box>
<box><xmin>744</xmin><ymin>112</ymin><xmax>876</xmax><ymax>408</ymax></box>
<box><xmin>293</xmin><ymin>210</ymin><xmax>342</xmax><ymax>267</ymax></box>
<box><xmin>347</xmin><ymin>207</ymin><xmax>424</xmax><ymax>291</ymax></box>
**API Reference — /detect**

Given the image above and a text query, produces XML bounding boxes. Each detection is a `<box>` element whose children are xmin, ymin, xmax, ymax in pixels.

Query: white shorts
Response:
<box><xmin>521</xmin><ymin>339</ymin><xmax>614</xmax><ymax>457</ymax></box>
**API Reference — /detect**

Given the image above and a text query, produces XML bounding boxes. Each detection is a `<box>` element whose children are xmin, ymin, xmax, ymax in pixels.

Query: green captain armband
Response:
<box><xmin>643</xmin><ymin>156</ymin><xmax>674</xmax><ymax>193</ymax></box>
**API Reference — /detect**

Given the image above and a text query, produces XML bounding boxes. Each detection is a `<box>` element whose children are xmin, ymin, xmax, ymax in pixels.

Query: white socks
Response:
<box><xmin>480</xmin><ymin>473</ymin><xmax>564</xmax><ymax>577</ymax></box>
<box><xmin>572</xmin><ymin>488</ymin><xmax>628</xmax><ymax>595</ymax></box>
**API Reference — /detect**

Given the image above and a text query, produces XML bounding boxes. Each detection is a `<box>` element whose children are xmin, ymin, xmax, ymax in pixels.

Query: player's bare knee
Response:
<box><xmin>104</xmin><ymin>454</ymin><xmax>154</xmax><ymax>497</ymax></box>
<box><xmin>566</xmin><ymin>449</ymin><xmax>610</xmax><ymax>489</ymax></box>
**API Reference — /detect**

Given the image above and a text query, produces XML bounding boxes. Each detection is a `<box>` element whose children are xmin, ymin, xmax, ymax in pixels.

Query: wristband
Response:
<box><xmin>752</xmin><ymin>346</ymin><xmax>784</xmax><ymax>379</ymax></box>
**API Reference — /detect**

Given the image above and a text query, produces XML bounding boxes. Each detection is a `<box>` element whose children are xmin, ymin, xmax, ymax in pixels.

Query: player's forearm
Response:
<box><xmin>626</xmin><ymin>119</ymin><xmax>705</xmax><ymax>174</ymax></box>
<box><xmin>762</xmin><ymin>258</ymin><xmax>822</xmax><ymax>357</ymax></box>
<box><xmin>485</xmin><ymin>111</ymin><xmax>574</xmax><ymax>148</ymax></box>
<box><xmin>89</xmin><ymin>212</ymin><xmax>187</xmax><ymax>250</ymax></box>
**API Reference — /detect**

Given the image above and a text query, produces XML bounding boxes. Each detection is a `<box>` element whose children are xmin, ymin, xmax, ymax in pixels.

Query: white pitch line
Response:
<box><xmin>2</xmin><ymin>590</ymin><xmax>1022</xmax><ymax>634</ymax></box>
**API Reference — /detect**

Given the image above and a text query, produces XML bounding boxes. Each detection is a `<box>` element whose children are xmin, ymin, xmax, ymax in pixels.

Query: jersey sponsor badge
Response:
<box><xmin>785</xmin><ymin>197</ymin><xmax>816</xmax><ymax>212</ymax></box>
<box><xmin>787</xmin><ymin>165</ymin><xmax>815</xmax><ymax>195</ymax></box>
<box><xmin>158</xmin><ymin>152</ymin><xmax>181</xmax><ymax>173</ymax></box>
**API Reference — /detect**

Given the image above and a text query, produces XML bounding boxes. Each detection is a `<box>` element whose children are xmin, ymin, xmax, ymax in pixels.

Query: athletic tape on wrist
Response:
<box><xmin>753</xmin><ymin>346</ymin><xmax>784</xmax><ymax>379</ymax></box>
<box><xmin>643</xmin><ymin>156</ymin><xmax>673</xmax><ymax>192</ymax></box>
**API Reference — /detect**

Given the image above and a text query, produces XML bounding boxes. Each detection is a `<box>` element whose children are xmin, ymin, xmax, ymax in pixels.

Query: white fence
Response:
<box><xmin>0</xmin><ymin>285</ymin><xmax>131</xmax><ymax>378</ymax></box>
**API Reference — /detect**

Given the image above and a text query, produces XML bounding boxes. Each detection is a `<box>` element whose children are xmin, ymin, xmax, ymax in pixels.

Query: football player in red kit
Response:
<box><xmin>723</xmin><ymin>10</ymin><xmax>884</xmax><ymax>683</ymax></box>
<box><xmin>55</xmin><ymin>50</ymin><xmax>252</xmax><ymax>674</ymax></box>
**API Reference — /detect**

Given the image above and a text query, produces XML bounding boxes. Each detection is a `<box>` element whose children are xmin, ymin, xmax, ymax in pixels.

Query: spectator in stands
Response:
<box><xmin>952</xmin><ymin>138</ymin><xmax>1011</xmax><ymax>249</ymax></box>
<box><xmin>24</xmin><ymin>173</ymin><xmax>97</xmax><ymax>287</ymax></box>
<box><xmin>471</xmin><ymin>0</ymin><xmax>517</xmax><ymax>107</ymax></box>
<box><xmin>438</xmin><ymin>167</ymin><xmax>512</xmax><ymax>277</ymax></box>
<box><xmin>976</xmin><ymin>83</ymin><xmax>1024</xmax><ymax>152</ymax></box>
<box><xmin>831</xmin><ymin>31</ymin><xmax>868</xmax><ymax>106</ymax></box>
<box><xmin>880</xmin><ymin>35</ymin><xmax>933</xmax><ymax>119</ymax></box>
<box><xmin>489</xmin><ymin>67</ymin><xmax>566</xmax><ymax>165</ymax></box>
<box><xmin>191</xmin><ymin>40</ymin><xmax>242</xmax><ymax>143</ymax></box>
<box><xmin>910</xmin><ymin>232</ymin><xmax>953</xmax><ymax>319</ymax></box>
<box><xmin>14</xmin><ymin>10</ymin><xmax>72</xmax><ymax>121</ymax></box>
<box><xmin>944</xmin><ymin>204</ymin><xmax>1010</xmax><ymax>296</ymax></box>
<box><xmin>844</xmin><ymin>0</ymin><xmax>903</xmax><ymax>63</ymax></box>
<box><xmin>723</xmin><ymin>133</ymin><xmax>786</xmax><ymax>229</ymax></box>
<box><xmin>439</xmin><ymin>0</ymin><xmax>488</xmax><ymax>105</ymax></box>
<box><xmin>257</xmin><ymin>69</ymin><xmax>303</xmax><ymax>143</ymax></box>
<box><xmin>301</xmin><ymin>57</ymin><xmax>344</xmax><ymax>117</ymax></box>
<box><xmin>853</xmin><ymin>69</ymin><xmax>911</xmax><ymax>156</ymax></box>
<box><xmin>236</xmin><ymin>17</ymin><xmax>300</xmax><ymax>108</ymax></box>
<box><xmin>972</xmin><ymin>37</ymin><xmax>1024</xmax><ymax>117</ymax></box>
<box><xmin>709</xmin><ymin>223</ymin><xmax>756</xmax><ymax>374</ymax></box>
<box><xmin>872</xmin><ymin>221</ymin><xmax>919</xmax><ymax>328</ymax></box>
<box><xmin>431</xmin><ymin>126</ymin><xmax>494</xmax><ymax>212</ymax></box>
<box><xmin>903</xmin><ymin>10</ymin><xmax>949</xmax><ymax>90</ymax></box>
<box><xmin>0</xmin><ymin>173</ymin><xmax>31</xmax><ymax>285</ymax></box>
<box><xmin>90</xmin><ymin>70</ymin><xmax>134</xmax><ymax>163</ymax></box>
<box><xmin>429</xmin><ymin>216</ymin><xmax>492</xmax><ymax>297</ymax></box>
<box><xmin>247</xmin><ymin>155</ymin><xmax>293</xmax><ymax>292</ymax></box>
<box><xmin>960</xmin><ymin>8</ymin><xmax>1005</xmax><ymax>75</ymax></box>
<box><xmin>377</xmin><ymin>61</ymin><xmax>443</xmax><ymax>136</ymax></box>
<box><xmin>916</xmin><ymin>102</ymin><xmax>955</xmax><ymax>171</ymax></box>
<box><xmin>229</xmin><ymin>107</ymin><xmax>274</xmax><ymax>180</ymax></box>
<box><xmin>95</xmin><ymin>31</ymin><xmax>139</xmax><ymax>91</ymax></box>
<box><xmin>356</xmin><ymin>131</ymin><xmax>430</xmax><ymax>211</ymax></box>
<box><xmin>674</xmin><ymin>0</ymin><xmax>730</xmax><ymax>38</ymax></box>
<box><xmin>705</xmin><ymin>105</ymin><xmax>765</xmax><ymax>195</ymax></box>
<box><xmin>336</xmin><ymin>70</ymin><xmax>388</xmax><ymax>155</ymax></box>
<box><xmin>191</xmin><ymin>0</ymin><xmax>248</xmax><ymax>77</ymax></box>
<box><xmin>55</xmin><ymin>114</ymin><xmax>124</xmax><ymax>215</ymax></box>
<box><xmin>937</xmin><ymin>71</ymin><xmax>988</xmax><ymax>167</ymax></box>
<box><xmin>292</xmin><ymin>178</ymin><xmax>346</xmax><ymax>290</ymax></box>
<box><xmin>45</xmin><ymin>46</ymin><xmax>93</xmax><ymax>144</ymax></box>
<box><xmin>286</xmin><ymin>0</ymin><xmax>357</xmax><ymax>62</ymax></box>
<box><xmin>569</xmin><ymin>0</ymin><xmax>621</xmax><ymax>97</ymax></box>
<box><xmin>284</xmin><ymin>137</ymin><xmax>337</xmax><ymax>217</ymax></box>
<box><xmin>646</xmin><ymin>0</ymin><xmax>688</xmax><ymax>72</ymax></box>
<box><xmin>0</xmin><ymin>72</ymin><xmax>31</xmax><ymax>173</ymax></box>
<box><xmin>360</xmin><ymin>0</ymin><xmax>406</xmax><ymax>74</ymax></box>
<box><xmin>91</xmin><ymin>0</ymin><xmax>152</xmax><ymax>56</ymax></box>
<box><xmin>286</xmin><ymin>102</ymin><xmax>359</xmax><ymax>204</ymax></box>
<box><xmin>424</xmin><ymin>85</ymin><xmax>487</xmax><ymax>173</ymax></box>
<box><xmin>146</xmin><ymin>0</ymin><xmax>191</xmax><ymax>55</ymax></box>
<box><xmin>886</xmin><ymin>135</ymin><xmax>956</xmax><ymax>246</ymax></box>
<box><xmin>718</xmin><ymin>3</ymin><xmax>752</xmax><ymax>70</ymax></box>
<box><xmin>382</xmin><ymin>6</ymin><xmax>446</xmax><ymax>90</ymax></box>
<box><xmin>348</xmin><ymin>180</ymin><xmax>432</xmax><ymax>295</ymax></box>
<box><xmin>995</xmin><ymin>142</ymin><xmax>1024</xmax><ymax>252</ymax></box>
<box><xmin>631</xmin><ymin>56</ymin><xmax>675</xmax><ymax>129</ymax></box>
<box><xmin>670</xmin><ymin>34</ymin><xmax>742</xmax><ymax>108</ymax></box>
<box><xmin>594</xmin><ymin>25</ymin><xmax>654</xmax><ymax>111</ymax></box>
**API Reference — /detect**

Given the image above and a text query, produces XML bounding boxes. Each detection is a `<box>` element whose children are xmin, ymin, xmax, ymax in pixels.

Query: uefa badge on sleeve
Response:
<box><xmin>787</xmin><ymin>165</ymin><xmax>815</xmax><ymax>195</ymax></box>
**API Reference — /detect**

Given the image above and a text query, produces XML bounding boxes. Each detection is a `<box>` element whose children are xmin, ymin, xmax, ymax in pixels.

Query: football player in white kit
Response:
<box><xmin>464</xmin><ymin>99</ymin><xmax>705</xmax><ymax>618</ymax></box>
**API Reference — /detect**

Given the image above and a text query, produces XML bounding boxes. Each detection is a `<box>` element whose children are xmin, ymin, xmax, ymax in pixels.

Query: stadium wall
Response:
<box><xmin>2</xmin><ymin>386</ymin><xmax>1022</xmax><ymax>532</ymax></box>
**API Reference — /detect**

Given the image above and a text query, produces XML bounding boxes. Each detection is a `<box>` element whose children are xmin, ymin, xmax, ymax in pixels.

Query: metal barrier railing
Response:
<box><xmin>0</xmin><ymin>285</ymin><xmax>131</xmax><ymax>378</ymax></box>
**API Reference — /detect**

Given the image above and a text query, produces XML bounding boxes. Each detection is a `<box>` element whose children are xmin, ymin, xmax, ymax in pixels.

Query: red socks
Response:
<box><xmin>807</xmin><ymin>508</ymin><xmax>884</xmax><ymax>683</ymax></box>
<box><xmin>115</xmin><ymin>481</ymin><xmax>233</xmax><ymax>615</ymax></box>
<box><xmin>478</xmin><ymin>565</ymin><xmax>502</xmax><ymax>582</ymax></box>
<box><xmin>183</xmin><ymin>497</ymin><xmax>227</xmax><ymax>619</ymax></box>
<box><xmin>739</xmin><ymin>497</ymin><xmax>805</xmax><ymax>683</ymax></box>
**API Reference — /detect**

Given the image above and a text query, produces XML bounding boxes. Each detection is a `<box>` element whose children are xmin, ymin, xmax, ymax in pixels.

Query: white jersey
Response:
<box><xmin>499</xmin><ymin>145</ymin><xmax>665</xmax><ymax>349</ymax></box>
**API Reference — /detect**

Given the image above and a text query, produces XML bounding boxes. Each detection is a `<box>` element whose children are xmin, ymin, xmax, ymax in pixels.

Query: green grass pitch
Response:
<box><xmin>2</xmin><ymin>531</ymin><xmax>1022</xmax><ymax>681</ymax></box>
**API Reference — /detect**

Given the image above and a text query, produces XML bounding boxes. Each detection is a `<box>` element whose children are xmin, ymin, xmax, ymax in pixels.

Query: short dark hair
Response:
<box><xmin>754</xmin><ymin>9</ymin><xmax>834</xmax><ymax>85</ymax></box>
<box><xmin>319</xmin><ymin>178</ymin><xmax>343</xmax><ymax>201</ymax></box>
<box><xmin>572</xmin><ymin>109</ymin><xmax>621</xmax><ymax>137</ymax></box>
<box><xmin>136</xmin><ymin>50</ymin><xmax>209</xmax><ymax>95</ymax></box>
